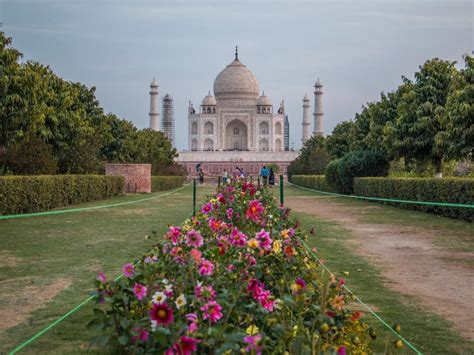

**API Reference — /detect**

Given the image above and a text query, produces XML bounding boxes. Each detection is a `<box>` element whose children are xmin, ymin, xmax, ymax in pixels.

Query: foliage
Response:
<box><xmin>325</xmin><ymin>159</ymin><xmax>344</xmax><ymax>193</ymax></box>
<box><xmin>324</xmin><ymin>121</ymin><xmax>355</xmax><ymax>159</ymax></box>
<box><xmin>0</xmin><ymin>32</ymin><xmax>178</xmax><ymax>175</ymax></box>
<box><xmin>290</xmin><ymin>175</ymin><xmax>333</xmax><ymax>192</ymax></box>
<box><xmin>1</xmin><ymin>132</ymin><xmax>57</xmax><ymax>174</ymax></box>
<box><xmin>337</xmin><ymin>151</ymin><xmax>389</xmax><ymax>194</ymax></box>
<box><xmin>90</xmin><ymin>181</ymin><xmax>375</xmax><ymax>353</ymax></box>
<box><xmin>354</xmin><ymin>177</ymin><xmax>474</xmax><ymax>222</ymax></box>
<box><xmin>0</xmin><ymin>175</ymin><xmax>123</xmax><ymax>215</ymax></box>
<box><xmin>288</xmin><ymin>136</ymin><xmax>330</xmax><ymax>179</ymax></box>
<box><xmin>151</xmin><ymin>176</ymin><xmax>186</xmax><ymax>192</ymax></box>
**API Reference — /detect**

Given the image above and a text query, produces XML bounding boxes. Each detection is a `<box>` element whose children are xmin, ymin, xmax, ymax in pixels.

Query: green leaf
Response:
<box><xmin>118</xmin><ymin>335</ymin><xmax>129</xmax><ymax>346</ymax></box>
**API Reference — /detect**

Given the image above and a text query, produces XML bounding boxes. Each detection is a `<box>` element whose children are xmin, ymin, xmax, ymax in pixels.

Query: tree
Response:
<box><xmin>134</xmin><ymin>129</ymin><xmax>178</xmax><ymax>175</ymax></box>
<box><xmin>287</xmin><ymin>135</ymin><xmax>329</xmax><ymax>178</ymax></box>
<box><xmin>325</xmin><ymin>121</ymin><xmax>355</xmax><ymax>159</ymax></box>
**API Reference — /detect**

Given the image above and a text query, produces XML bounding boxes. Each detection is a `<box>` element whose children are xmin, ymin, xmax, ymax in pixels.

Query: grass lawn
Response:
<box><xmin>284</xmin><ymin>184</ymin><xmax>474</xmax><ymax>354</ymax></box>
<box><xmin>0</xmin><ymin>184</ymin><xmax>214</xmax><ymax>353</ymax></box>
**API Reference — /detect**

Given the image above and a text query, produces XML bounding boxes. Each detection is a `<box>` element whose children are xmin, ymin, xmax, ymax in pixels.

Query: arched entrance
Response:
<box><xmin>225</xmin><ymin>119</ymin><xmax>248</xmax><ymax>150</ymax></box>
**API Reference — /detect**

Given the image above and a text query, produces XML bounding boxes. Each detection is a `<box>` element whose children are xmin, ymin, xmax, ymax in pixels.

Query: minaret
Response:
<box><xmin>313</xmin><ymin>78</ymin><xmax>324</xmax><ymax>136</ymax></box>
<box><xmin>284</xmin><ymin>115</ymin><xmax>290</xmax><ymax>151</ymax></box>
<box><xmin>302</xmin><ymin>93</ymin><xmax>311</xmax><ymax>144</ymax></box>
<box><xmin>161</xmin><ymin>94</ymin><xmax>175</xmax><ymax>147</ymax></box>
<box><xmin>149</xmin><ymin>78</ymin><xmax>160</xmax><ymax>131</ymax></box>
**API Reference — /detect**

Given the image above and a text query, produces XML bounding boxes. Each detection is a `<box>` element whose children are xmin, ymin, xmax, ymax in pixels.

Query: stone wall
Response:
<box><xmin>105</xmin><ymin>164</ymin><xmax>151</xmax><ymax>193</ymax></box>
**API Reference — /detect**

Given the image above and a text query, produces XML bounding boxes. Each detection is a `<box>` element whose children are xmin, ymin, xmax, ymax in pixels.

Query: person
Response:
<box><xmin>240</xmin><ymin>167</ymin><xmax>246</xmax><ymax>179</ymax></box>
<box><xmin>268</xmin><ymin>167</ymin><xmax>275</xmax><ymax>186</ymax></box>
<box><xmin>198</xmin><ymin>168</ymin><xmax>204</xmax><ymax>185</ymax></box>
<box><xmin>222</xmin><ymin>169</ymin><xmax>228</xmax><ymax>184</ymax></box>
<box><xmin>260</xmin><ymin>165</ymin><xmax>270</xmax><ymax>185</ymax></box>
<box><xmin>195</xmin><ymin>162</ymin><xmax>202</xmax><ymax>173</ymax></box>
<box><xmin>234</xmin><ymin>166</ymin><xmax>241</xmax><ymax>180</ymax></box>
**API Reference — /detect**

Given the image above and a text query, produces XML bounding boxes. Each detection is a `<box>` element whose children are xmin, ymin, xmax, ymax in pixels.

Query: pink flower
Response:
<box><xmin>97</xmin><ymin>271</ymin><xmax>107</xmax><ymax>284</ymax></box>
<box><xmin>186</xmin><ymin>229</ymin><xmax>203</xmax><ymax>248</ymax></box>
<box><xmin>338</xmin><ymin>346</ymin><xmax>347</xmax><ymax>355</ymax></box>
<box><xmin>166</xmin><ymin>336</ymin><xmax>200</xmax><ymax>355</ymax></box>
<box><xmin>133</xmin><ymin>283</ymin><xmax>147</xmax><ymax>301</ymax></box>
<box><xmin>208</xmin><ymin>218</ymin><xmax>223</xmax><ymax>232</ymax></box>
<box><xmin>244</xmin><ymin>334</ymin><xmax>262</xmax><ymax>354</ymax></box>
<box><xmin>198</xmin><ymin>259</ymin><xmax>214</xmax><ymax>276</ymax></box>
<box><xmin>132</xmin><ymin>328</ymin><xmax>149</xmax><ymax>342</ymax></box>
<box><xmin>230</xmin><ymin>227</ymin><xmax>247</xmax><ymax>247</ymax></box>
<box><xmin>195</xmin><ymin>284</ymin><xmax>216</xmax><ymax>301</ymax></box>
<box><xmin>122</xmin><ymin>263</ymin><xmax>135</xmax><ymax>278</ymax></box>
<box><xmin>226</xmin><ymin>264</ymin><xmax>235</xmax><ymax>272</ymax></box>
<box><xmin>186</xmin><ymin>312</ymin><xmax>199</xmax><ymax>333</ymax></box>
<box><xmin>190</xmin><ymin>248</ymin><xmax>202</xmax><ymax>262</ymax></box>
<box><xmin>166</xmin><ymin>226</ymin><xmax>181</xmax><ymax>245</ymax></box>
<box><xmin>150</xmin><ymin>302</ymin><xmax>174</xmax><ymax>326</ymax></box>
<box><xmin>296</xmin><ymin>278</ymin><xmax>306</xmax><ymax>290</ymax></box>
<box><xmin>201</xmin><ymin>301</ymin><xmax>223</xmax><ymax>323</ymax></box>
<box><xmin>245</xmin><ymin>200</ymin><xmax>264</xmax><ymax>222</ymax></box>
<box><xmin>338</xmin><ymin>277</ymin><xmax>346</xmax><ymax>287</ymax></box>
<box><xmin>256</xmin><ymin>229</ymin><xmax>272</xmax><ymax>251</ymax></box>
<box><xmin>226</xmin><ymin>208</ymin><xmax>233</xmax><ymax>220</ymax></box>
<box><xmin>201</xmin><ymin>202</ymin><xmax>213</xmax><ymax>214</ymax></box>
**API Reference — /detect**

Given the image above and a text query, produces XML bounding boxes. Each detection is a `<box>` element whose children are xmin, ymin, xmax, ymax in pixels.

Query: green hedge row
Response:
<box><xmin>0</xmin><ymin>175</ymin><xmax>124</xmax><ymax>215</ymax></box>
<box><xmin>290</xmin><ymin>175</ymin><xmax>333</xmax><ymax>192</ymax></box>
<box><xmin>151</xmin><ymin>176</ymin><xmax>186</xmax><ymax>192</ymax></box>
<box><xmin>354</xmin><ymin>177</ymin><xmax>474</xmax><ymax>222</ymax></box>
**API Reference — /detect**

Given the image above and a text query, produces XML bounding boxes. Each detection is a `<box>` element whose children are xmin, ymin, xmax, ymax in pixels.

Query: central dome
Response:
<box><xmin>213</xmin><ymin>58</ymin><xmax>259</xmax><ymax>99</ymax></box>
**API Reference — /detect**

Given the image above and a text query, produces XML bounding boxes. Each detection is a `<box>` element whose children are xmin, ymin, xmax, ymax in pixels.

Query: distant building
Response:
<box><xmin>149</xmin><ymin>79</ymin><xmax>159</xmax><ymax>131</ymax></box>
<box><xmin>162</xmin><ymin>94</ymin><xmax>175</xmax><ymax>147</ymax></box>
<box><xmin>284</xmin><ymin>115</ymin><xmax>290</xmax><ymax>151</ymax></box>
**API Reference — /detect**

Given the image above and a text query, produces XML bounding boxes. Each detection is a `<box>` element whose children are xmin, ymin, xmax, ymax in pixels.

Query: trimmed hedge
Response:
<box><xmin>354</xmin><ymin>177</ymin><xmax>474</xmax><ymax>222</ymax></box>
<box><xmin>0</xmin><ymin>175</ymin><xmax>124</xmax><ymax>215</ymax></box>
<box><xmin>290</xmin><ymin>175</ymin><xmax>333</xmax><ymax>192</ymax></box>
<box><xmin>151</xmin><ymin>176</ymin><xmax>186</xmax><ymax>192</ymax></box>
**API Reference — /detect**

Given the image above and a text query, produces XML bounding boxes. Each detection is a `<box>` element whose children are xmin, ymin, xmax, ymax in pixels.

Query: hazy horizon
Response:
<box><xmin>2</xmin><ymin>0</ymin><xmax>472</xmax><ymax>150</ymax></box>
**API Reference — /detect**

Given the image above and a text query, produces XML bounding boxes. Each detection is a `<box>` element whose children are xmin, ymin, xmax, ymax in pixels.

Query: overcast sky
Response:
<box><xmin>2</xmin><ymin>0</ymin><xmax>472</xmax><ymax>150</ymax></box>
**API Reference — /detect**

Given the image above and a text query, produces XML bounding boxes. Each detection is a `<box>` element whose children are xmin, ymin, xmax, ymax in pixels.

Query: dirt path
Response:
<box><xmin>286</xmin><ymin>194</ymin><xmax>474</xmax><ymax>340</ymax></box>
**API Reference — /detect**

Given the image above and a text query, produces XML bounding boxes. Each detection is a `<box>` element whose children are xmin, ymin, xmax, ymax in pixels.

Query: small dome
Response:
<box><xmin>213</xmin><ymin>58</ymin><xmax>259</xmax><ymax>99</ymax></box>
<box><xmin>150</xmin><ymin>78</ymin><xmax>158</xmax><ymax>87</ymax></box>
<box><xmin>314</xmin><ymin>78</ymin><xmax>323</xmax><ymax>87</ymax></box>
<box><xmin>257</xmin><ymin>92</ymin><xmax>272</xmax><ymax>106</ymax></box>
<box><xmin>303</xmin><ymin>93</ymin><xmax>309</xmax><ymax>101</ymax></box>
<box><xmin>202</xmin><ymin>91</ymin><xmax>217</xmax><ymax>106</ymax></box>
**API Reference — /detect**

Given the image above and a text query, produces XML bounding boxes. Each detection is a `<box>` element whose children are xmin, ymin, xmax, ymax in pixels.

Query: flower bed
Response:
<box><xmin>90</xmin><ymin>181</ymin><xmax>376</xmax><ymax>353</ymax></box>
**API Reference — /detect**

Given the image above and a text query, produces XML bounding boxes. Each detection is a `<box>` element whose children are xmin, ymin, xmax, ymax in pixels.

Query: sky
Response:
<box><xmin>1</xmin><ymin>0</ymin><xmax>472</xmax><ymax>150</ymax></box>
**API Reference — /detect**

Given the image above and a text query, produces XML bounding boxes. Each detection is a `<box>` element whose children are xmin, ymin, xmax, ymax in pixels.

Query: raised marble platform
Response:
<box><xmin>176</xmin><ymin>150</ymin><xmax>299</xmax><ymax>176</ymax></box>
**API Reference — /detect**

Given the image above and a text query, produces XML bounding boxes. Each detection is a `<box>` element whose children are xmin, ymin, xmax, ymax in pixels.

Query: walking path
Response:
<box><xmin>285</xmin><ymin>185</ymin><xmax>474</xmax><ymax>340</ymax></box>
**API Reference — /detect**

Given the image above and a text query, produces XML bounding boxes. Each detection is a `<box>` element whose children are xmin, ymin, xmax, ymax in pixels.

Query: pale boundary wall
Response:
<box><xmin>105</xmin><ymin>164</ymin><xmax>151</xmax><ymax>193</ymax></box>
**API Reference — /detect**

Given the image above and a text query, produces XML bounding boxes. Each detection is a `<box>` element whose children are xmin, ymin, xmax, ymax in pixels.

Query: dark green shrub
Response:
<box><xmin>337</xmin><ymin>151</ymin><xmax>389</xmax><ymax>194</ymax></box>
<box><xmin>325</xmin><ymin>159</ymin><xmax>344</xmax><ymax>193</ymax></box>
<box><xmin>354</xmin><ymin>177</ymin><xmax>474</xmax><ymax>222</ymax></box>
<box><xmin>291</xmin><ymin>175</ymin><xmax>333</xmax><ymax>192</ymax></box>
<box><xmin>0</xmin><ymin>175</ymin><xmax>124</xmax><ymax>215</ymax></box>
<box><xmin>151</xmin><ymin>176</ymin><xmax>186</xmax><ymax>192</ymax></box>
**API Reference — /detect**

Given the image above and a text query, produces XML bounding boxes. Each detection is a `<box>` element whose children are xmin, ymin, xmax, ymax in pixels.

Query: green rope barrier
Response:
<box><xmin>288</xmin><ymin>181</ymin><xmax>473</xmax><ymax>208</ymax></box>
<box><xmin>0</xmin><ymin>183</ymin><xmax>191</xmax><ymax>220</ymax></box>
<box><xmin>296</xmin><ymin>236</ymin><xmax>422</xmax><ymax>354</ymax></box>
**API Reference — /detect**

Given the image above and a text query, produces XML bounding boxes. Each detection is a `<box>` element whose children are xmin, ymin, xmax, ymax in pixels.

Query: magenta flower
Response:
<box><xmin>201</xmin><ymin>202</ymin><xmax>213</xmax><ymax>214</ymax></box>
<box><xmin>256</xmin><ymin>229</ymin><xmax>273</xmax><ymax>251</ymax></box>
<box><xmin>166</xmin><ymin>336</ymin><xmax>200</xmax><ymax>355</ymax></box>
<box><xmin>97</xmin><ymin>271</ymin><xmax>107</xmax><ymax>284</ymax></box>
<box><xmin>226</xmin><ymin>208</ymin><xmax>233</xmax><ymax>220</ymax></box>
<box><xmin>338</xmin><ymin>346</ymin><xmax>347</xmax><ymax>355</ymax></box>
<box><xmin>133</xmin><ymin>283</ymin><xmax>147</xmax><ymax>301</ymax></box>
<box><xmin>166</xmin><ymin>226</ymin><xmax>181</xmax><ymax>245</ymax></box>
<box><xmin>230</xmin><ymin>227</ymin><xmax>247</xmax><ymax>247</ymax></box>
<box><xmin>150</xmin><ymin>302</ymin><xmax>174</xmax><ymax>326</ymax></box>
<box><xmin>132</xmin><ymin>328</ymin><xmax>149</xmax><ymax>342</ymax></box>
<box><xmin>186</xmin><ymin>229</ymin><xmax>203</xmax><ymax>248</ymax></box>
<box><xmin>122</xmin><ymin>263</ymin><xmax>135</xmax><ymax>278</ymax></box>
<box><xmin>198</xmin><ymin>259</ymin><xmax>214</xmax><ymax>276</ymax></box>
<box><xmin>201</xmin><ymin>301</ymin><xmax>223</xmax><ymax>323</ymax></box>
<box><xmin>195</xmin><ymin>283</ymin><xmax>216</xmax><ymax>301</ymax></box>
<box><xmin>244</xmin><ymin>334</ymin><xmax>263</xmax><ymax>354</ymax></box>
<box><xmin>296</xmin><ymin>278</ymin><xmax>307</xmax><ymax>290</ymax></box>
<box><xmin>186</xmin><ymin>312</ymin><xmax>199</xmax><ymax>333</ymax></box>
<box><xmin>245</xmin><ymin>200</ymin><xmax>264</xmax><ymax>222</ymax></box>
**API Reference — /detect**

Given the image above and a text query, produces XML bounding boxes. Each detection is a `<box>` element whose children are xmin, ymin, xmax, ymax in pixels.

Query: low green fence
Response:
<box><xmin>0</xmin><ymin>175</ymin><xmax>124</xmax><ymax>215</ymax></box>
<box><xmin>354</xmin><ymin>177</ymin><xmax>474</xmax><ymax>222</ymax></box>
<box><xmin>151</xmin><ymin>176</ymin><xmax>186</xmax><ymax>192</ymax></box>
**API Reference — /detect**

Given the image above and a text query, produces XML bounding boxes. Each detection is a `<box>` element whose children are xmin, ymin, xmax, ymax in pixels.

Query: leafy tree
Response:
<box><xmin>134</xmin><ymin>129</ymin><xmax>178</xmax><ymax>175</ymax></box>
<box><xmin>325</xmin><ymin>121</ymin><xmax>355</xmax><ymax>159</ymax></box>
<box><xmin>288</xmin><ymin>135</ymin><xmax>330</xmax><ymax>178</ymax></box>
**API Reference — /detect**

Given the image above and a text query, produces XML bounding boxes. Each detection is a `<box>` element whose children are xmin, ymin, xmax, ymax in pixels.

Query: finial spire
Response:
<box><xmin>235</xmin><ymin>45</ymin><xmax>238</xmax><ymax>60</ymax></box>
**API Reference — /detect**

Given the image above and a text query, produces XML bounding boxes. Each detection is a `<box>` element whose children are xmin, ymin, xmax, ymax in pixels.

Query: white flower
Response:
<box><xmin>175</xmin><ymin>294</ymin><xmax>187</xmax><ymax>309</ymax></box>
<box><xmin>165</xmin><ymin>284</ymin><xmax>173</xmax><ymax>292</ymax></box>
<box><xmin>196</xmin><ymin>280</ymin><xmax>203</xmax><ymax>287</ymax></box>
<box><xmin>152</xmin><ymin>291</ymin><xmax>167</xmax><ymax>304</ymax></box>
<box><xmin>151</xmin><ymin>320</ymin><xmax>158</xmax><ymax>332</ymax></box>
<box><xmin>162</xmin><ymin>278</ymin><xmax>169</xmax><ymax>284</ymax></box>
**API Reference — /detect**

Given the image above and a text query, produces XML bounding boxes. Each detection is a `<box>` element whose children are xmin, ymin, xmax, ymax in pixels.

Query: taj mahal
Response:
<box><xmin>149</xmin><ymin>47</ymin><xmax>324</xmax><ymax>176</ymax></box>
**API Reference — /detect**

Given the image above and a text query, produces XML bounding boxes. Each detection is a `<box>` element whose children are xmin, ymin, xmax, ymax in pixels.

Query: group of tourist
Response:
<box><xmin>195</xmin><ymin>162</ymin><xmax>276</xmax><ymax>186</ymax></box>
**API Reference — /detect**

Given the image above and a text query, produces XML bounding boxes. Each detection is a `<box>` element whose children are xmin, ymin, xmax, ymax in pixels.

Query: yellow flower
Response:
<box><xmin>281</xmin><ymin>229</ymin><xmax>290</xmax><ymax>239</ymax></box>
<box><xmin>292</xmin><ymin>325</ymin><xmax>298</xmax><ymax>337</ymax></box>
<box><xmin>272</xmin><ymin>240</ymin><xmax>282</xmax><ymax>254</ymax></box>
<box><xmin>248</xmin><ymin>238</ymin><xmax>259</xmax><ymax>249</ymax></box>
<box><xmin>246</xmin><ymin>325</ymin><xmax>259</xmax><ymax>335</ymax></box>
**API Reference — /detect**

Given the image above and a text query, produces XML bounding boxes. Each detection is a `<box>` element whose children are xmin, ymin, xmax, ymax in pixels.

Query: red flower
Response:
<box><xmin>245</xmin><ymin>200</ymin><xmax>264</xmax><ymax>222</ymax></box>
<box><xmin>166</xmin><ymin>336</ymin><xmax>200</xmax><ymax>355</ymax></box>
<box><xmin>351</xmin><ymin>311</ymin><xmax>363</xmax><ymax>322</ymax></box>
<box><xmin>150</xmin><ymin>302</ymin><xmax>174</xmax><ymax>326</ymax></box>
